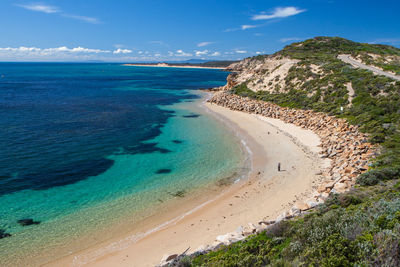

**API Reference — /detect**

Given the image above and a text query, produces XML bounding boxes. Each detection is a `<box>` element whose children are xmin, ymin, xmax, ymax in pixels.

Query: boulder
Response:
<box><xmin>295</xmin><ymin>202</ymin><xmax>310</xmax><ymax>211</ymax></box>
<box><xmin>317</xmin><ymin>180</ymin><xmax>335</xmax><ymax>193</ymax></box>
<box><xmin>305</xmin><ymin>199</ymin><xmax>319</xmax><ymax>208</ymax></box>
<box><xmin>216</xmin><ymin>234</ymin><xmax>229</xmax><ymax>243</ymax></box>
<box><xmin>258</xmin><ymin>220</ymin><xmax>275</xmax><ymax>225</ymax></box>
<box><xmin>319</xmin><ymin>192</ymin><xmax>330</xmax><ymax>200</ymax></box>
<box><xmin>333</xmin><ymin>182</ymin><xmax>348</xmax><ymax>193</ymax></box>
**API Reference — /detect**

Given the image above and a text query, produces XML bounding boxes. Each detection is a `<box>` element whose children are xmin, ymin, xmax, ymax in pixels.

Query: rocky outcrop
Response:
<box><xmin>226</xmin><ymin>72</ymin><xmax>239</xmax><ymax>89</ymax></box>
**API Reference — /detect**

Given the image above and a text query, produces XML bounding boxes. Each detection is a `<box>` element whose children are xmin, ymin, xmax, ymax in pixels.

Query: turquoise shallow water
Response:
<box><xmin>0</xmin><ymin>64</ymin><xmax>247</xmax><ymax>266</ymax></box>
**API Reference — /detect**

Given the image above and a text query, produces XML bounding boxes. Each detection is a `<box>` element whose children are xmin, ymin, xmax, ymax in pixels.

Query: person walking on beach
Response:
<box><xmin>278</xmin><ymin>162</ymin><xmax>281</xmax><ymax>172</ymax></box>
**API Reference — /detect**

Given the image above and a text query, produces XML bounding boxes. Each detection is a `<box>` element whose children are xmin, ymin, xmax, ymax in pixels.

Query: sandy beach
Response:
<box><xmin>49</xmin><ymin>101</ymin><xmax>329</xmax><ymax>267</ymax></box>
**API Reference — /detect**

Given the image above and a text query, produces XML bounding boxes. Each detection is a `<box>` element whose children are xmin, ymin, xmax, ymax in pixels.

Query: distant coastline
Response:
<box><xmin>122</xmin><ymin>63</ymin><xmax>226</xmax><ymax>70</ymax></box>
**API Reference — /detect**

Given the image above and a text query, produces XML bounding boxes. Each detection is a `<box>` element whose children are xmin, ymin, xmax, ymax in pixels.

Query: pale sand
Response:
<box><xmin>50</xmin><ymin>103</ymin><xmax>328</xmax><ymax>267</ymax></box>
<box><xmin>122</xmin><ymin>64</ymin><xmax>225</xmax><ymax>70</ymax></box>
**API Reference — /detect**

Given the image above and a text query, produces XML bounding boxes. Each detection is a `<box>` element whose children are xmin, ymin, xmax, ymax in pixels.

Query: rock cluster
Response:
<box><xmin>158</xmin><ymin>91</ymin><xmax>376</xmax><ymax>266</ymax></box>
<box><xmin>17</xmin><ymin>218</ymin><xmax>41</xmax><ymax>226</ymax></box>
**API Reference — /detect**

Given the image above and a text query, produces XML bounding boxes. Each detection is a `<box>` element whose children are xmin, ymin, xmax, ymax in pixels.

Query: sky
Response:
<box><xmin>0</xmin><ymin>0</ymin><xmax>399</xmax><ymax>62</ymax></box>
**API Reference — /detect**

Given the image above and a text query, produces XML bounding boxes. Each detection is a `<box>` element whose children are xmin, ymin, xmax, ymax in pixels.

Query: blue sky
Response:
<box><xmin>0</xmin><ymin>0</ymin><xmax>399</xmax><ymax>62</ymax></box>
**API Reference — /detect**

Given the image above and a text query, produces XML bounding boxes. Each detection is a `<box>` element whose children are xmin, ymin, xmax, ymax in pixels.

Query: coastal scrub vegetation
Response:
<box><xmin>172</xmin><ymin>37</ymin><xmax>400</xmax><ymax>266</ymax></box>
<box><xmin>187</xmin><ymin>180</ymin><xmax>400</xmax><ymax>266</ymax></box>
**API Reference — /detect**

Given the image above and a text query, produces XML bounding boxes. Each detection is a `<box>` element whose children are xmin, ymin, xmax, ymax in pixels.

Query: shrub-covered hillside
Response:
<box><xmin>171</xmin><ymin>37</ymin><xmax>400</xmax><ymax>266</ymax></box>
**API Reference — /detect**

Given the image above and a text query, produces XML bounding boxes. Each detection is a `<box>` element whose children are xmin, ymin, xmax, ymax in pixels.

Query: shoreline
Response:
<box><xmin>50</xmin><ymin>93</ymin><xmax>329</xmax><ymax>267</ymax></box>
<box><xmin>122</xmin><ymin>64</ymin><xmax>225</xmax><ymax>70</ymax></box>
<box><xmin>42</xmin><ymin>93</ymin><xmax>250</xmax><ymax>267</ymax></box>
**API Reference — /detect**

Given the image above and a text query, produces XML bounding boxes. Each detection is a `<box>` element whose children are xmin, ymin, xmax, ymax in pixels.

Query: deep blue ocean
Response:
<box><xmin>0</xmin><ymin>63</ymin><xmax>246</xmax><ymax>266</ymax></box>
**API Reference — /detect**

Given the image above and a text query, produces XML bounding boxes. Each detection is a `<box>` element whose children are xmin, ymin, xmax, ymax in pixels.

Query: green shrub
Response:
<box><xmin>357</xmin><ymin>167</ymin><xmax>400</xmax><ymax>186</ymax></box>
<box><xmin>303</xmin><ymin>233</ymin><xmax>357</xmax><ymax>266</ymax></box>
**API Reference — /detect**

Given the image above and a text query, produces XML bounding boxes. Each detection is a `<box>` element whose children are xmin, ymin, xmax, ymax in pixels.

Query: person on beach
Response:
<box><xmin>278</xmin><ymin>162</ymin><xmax>281</xmax><ymax>172</ymax></box>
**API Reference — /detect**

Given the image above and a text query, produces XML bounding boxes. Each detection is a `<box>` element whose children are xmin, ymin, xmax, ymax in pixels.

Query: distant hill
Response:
<box><xmin>170</xmin><ymin>60</ymin><xmax>238</xmax><ymax>68</ymax></box>
<box><xmin>168</xmin><ymin>59</ymin><xmax>210</xmax><ymax>64</ymax></box>
<box><xmin>126</xmin><ymin>60</ymin><xmax>238</xmax><ymax>68</ymax></box>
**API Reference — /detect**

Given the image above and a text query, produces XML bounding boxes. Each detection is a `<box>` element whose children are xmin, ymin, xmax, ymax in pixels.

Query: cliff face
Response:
<box><xmin>224</xmin><ymin>56</ymin><xmax>299</xmax><ymax>92</ymax></box>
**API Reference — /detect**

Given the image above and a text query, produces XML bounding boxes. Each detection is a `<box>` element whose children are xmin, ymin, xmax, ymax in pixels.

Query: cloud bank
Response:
<box><xmin>0</xmin><ymin>46</ymin><xmax>110</xmax><ymax>55</ymax></box>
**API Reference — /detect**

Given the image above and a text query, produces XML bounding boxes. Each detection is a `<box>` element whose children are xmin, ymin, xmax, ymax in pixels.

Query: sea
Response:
<box><xmin>0</xmin><ymin>63</ymin><xmax>248</xmax><ymax>266</ymax></box>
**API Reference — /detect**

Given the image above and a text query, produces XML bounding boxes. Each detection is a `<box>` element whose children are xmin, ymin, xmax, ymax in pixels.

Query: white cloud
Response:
<box><xmin>225</xmin><ymin>25</ymin><xmax>259</xmax><ymax>32</ymax></box>
<box><xmin>279</xmin><ymin>37</ymin><xmax>302</xmax><ymax>43</ymax></box>
<box><xmin>241</xmin><ymin>25</ymin><xmax>258</xmax><ymax>30</ymax></box>
<box><xmin>252</xmin><ymin>7</ymin><xmax>306</xmax><ymax>20</ymax></box>
<box><xmin>16</xmin><ymin>3</ymin><xmax>59</xmax><ymax>13</ymax></box>
<box><xmin>235</xmin><ymin>50</ymin><xmax>247</xmax><ymax>54</ymax></box>
<box><xmin>113</xmin><ymin>48</ymin><xmax>132</xmax><ymax>54</ymax></box>
<box><xmin>175</xmin><ymin>49</ymin><xmax>192</xmax><ymax>57</ymax></box>
<box><xmin>15</xmin><ymin>3</ymin><xmax>100</xmax><ymax>24</ymax></box>
<box><xmin>197</xmin><ymin>42</ymin><xmax>213</xmax><ymax>47</ymax></box>
<box><xmin>210</xmin><ymin>52</ymin><xmax>221</xmax><ymax>56</ymax></box>
<box><xmin>195</xmin><ymin>50</ymin><xmax>208</xmax><ymax>56</ymax></box>
<box><xmin>62</xmin><ymin>14</ymin><xmax>100</xmax><ymax>24</ymax></box>
<box><xmin>154</xmin><ymin>53</ymin><xmax>161</xmax><ymax>57</ymax></box>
